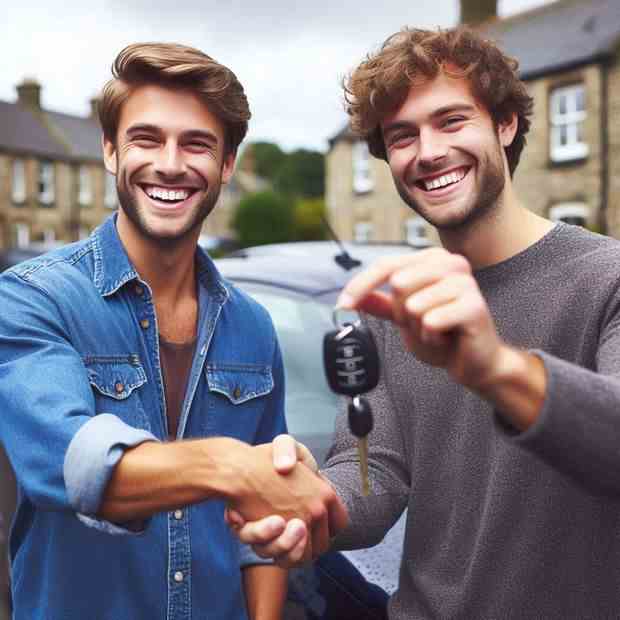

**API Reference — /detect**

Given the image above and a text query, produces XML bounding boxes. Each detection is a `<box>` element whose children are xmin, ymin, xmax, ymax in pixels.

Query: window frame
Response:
<box><xmin>352</xmin><ymin>140</ymin><xmax>374</xmax><ymax>194</ymax></box>
<box><xmin>353</xmin><ymin>221</ymin><xmax>373</xmax><ymax>243</ymax></box>
<box><xmin>549</xmin><ymin>83</ymin><xmax>588</xmax><ymax>163</ymax></box>
<box><xmin>38</xmin><ymin>160</ymin><xmax>55</xmax><ymax>206</ymax></box>
<box><xmin>11</xmin><ymin>159</ymin><xmax>26</xmax><ymax>204</ymax></box>
<box><xmin>78</xmin><ymin>165</ymin><xmax>93</xmax><ymax>207</ymax></box>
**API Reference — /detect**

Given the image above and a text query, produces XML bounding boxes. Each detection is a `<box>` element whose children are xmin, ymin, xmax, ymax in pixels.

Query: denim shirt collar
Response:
<box><xmin>92</xmin><ymin>214</ymin><xmax>229</xmax><ymax>305</ymax></box>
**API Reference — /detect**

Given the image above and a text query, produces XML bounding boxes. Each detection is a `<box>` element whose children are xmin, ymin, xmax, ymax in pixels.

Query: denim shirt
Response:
<box><xmin>0</xmin><ymin>215</ymin><xmax>286</xmax><ymax>620</ymax></box>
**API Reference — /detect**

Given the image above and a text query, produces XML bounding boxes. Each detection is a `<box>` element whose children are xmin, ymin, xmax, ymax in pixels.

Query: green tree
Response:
<box><xmin>231</xmin><ymin>190</ymin><xmax>295</xmax><ymax>247</ymax></box>
<box><xmin>274</xmin><ymin>149</ymin><xmax>325</xmax><ymax>198</ymax></box>
<box><xmin>293</xmin><ymin>198</ymin><xmax>327</xmax><ymax>241</ymax></box>
<box><xmin>240</xmin><ymin>142</ymin><xmax>287</xmax><ymax>181</ymax></box>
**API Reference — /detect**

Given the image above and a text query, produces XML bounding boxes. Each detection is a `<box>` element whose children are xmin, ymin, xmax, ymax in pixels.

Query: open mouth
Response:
<box><xmin>138</xmin><ymin>184</ymin><xmax>199</xmax><ymax>207</ymax></box>
<box><xmin>416</xmin><ymin>166</ymin><xmax>471</xmax><ymax>193</ymax></box>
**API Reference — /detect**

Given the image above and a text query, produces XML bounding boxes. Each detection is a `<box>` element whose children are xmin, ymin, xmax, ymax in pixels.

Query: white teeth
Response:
<box><xmin>423</xmin><ymin>168</ymin><xmax>466</xmax><ymax>191</ymax></box>
<box><xmin>145</xmin><ymin>186</ymin><xmax>190</xmax><ymax>201</ymax></box>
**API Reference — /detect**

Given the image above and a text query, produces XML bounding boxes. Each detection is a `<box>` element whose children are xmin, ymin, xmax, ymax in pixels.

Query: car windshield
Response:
<box><xmin>236</xmin><ymin>284</ymin><xmax>341</xmax><ymax>436</ymax></box>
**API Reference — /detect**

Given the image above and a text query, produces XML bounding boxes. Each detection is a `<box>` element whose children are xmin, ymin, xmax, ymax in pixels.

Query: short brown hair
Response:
<box><xmin>99</xmin><ymin>42</ymin><xmax>250</xmax><ymax>156</ymax></box>
<box><xmin>344</xmin><ymin>27</ymin><xmax>533</xmax><ymax>176</ymax></box>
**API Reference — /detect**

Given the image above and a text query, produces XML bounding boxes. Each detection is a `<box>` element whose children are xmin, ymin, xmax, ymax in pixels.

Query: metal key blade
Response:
<box><xmin>357</xmin><ymin>436</ymin><xmax>370</xmax><ymax>496</ymax></box>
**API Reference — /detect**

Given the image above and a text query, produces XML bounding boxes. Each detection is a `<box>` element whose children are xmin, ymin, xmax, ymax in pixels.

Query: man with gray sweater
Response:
<box><xmin>230</xmin><ymin>26</ymin><xmax>620</xmax><ymax>619</ymax></box>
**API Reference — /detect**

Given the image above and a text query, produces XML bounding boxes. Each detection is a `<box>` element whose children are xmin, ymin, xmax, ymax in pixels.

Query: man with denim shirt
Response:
<box><xmin>0</xmin><ymin>43</ymin><xmax>346</xmax><ymax>620</ymax></box>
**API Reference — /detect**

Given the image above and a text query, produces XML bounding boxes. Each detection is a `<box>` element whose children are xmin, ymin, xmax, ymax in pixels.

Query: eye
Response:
<box><xmin>186</xmin><ymin>141</ymin><xmax>211</xmax><ymax>151</ymax></box>
<box><xmin>442</xmin><ymin>116</ymin><xmax>466</xmax><ymax>129</ymax></box>
<box><xmin>388</xmin><ymin>132</ymin><xmax>417</xmax><ymax>149</ymax></box>
<box><xmin>133</xmin><ymin>135</ymin><xmax>159</xmax><ymax>146</ymax></box>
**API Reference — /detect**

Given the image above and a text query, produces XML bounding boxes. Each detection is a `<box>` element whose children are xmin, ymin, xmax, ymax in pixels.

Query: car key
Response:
<box><xmin>324</xmin><ymin>313</ymin><xmax>380</xmax><ymax>495</ymax></box>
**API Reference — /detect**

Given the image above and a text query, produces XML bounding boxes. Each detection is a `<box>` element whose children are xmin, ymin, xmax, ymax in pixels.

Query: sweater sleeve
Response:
<box><xmin>497</xmin><ymin>298</ymin><xmax>620</xmax><ymax>496</ymax></box>
<box><xmin>321</xmin><ymin>316</ymin><xmax>410</xmax><ymax>550</ymax></box>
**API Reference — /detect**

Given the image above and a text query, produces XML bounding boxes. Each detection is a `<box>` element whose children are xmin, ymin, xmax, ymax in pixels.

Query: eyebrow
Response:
<box><xmin>383</xmin><ymin>103</ymin><xmax>477</xmax><ymax>135</ymax></box>
<box><xmin>125</xmin><ymin>124</ymin><xmax>219</xmax><ymax>145</ymax></box>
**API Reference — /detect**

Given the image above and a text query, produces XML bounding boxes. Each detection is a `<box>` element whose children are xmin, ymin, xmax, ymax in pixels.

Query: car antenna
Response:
<box><xmin>321</xmin><ymin>215</ymin><xmax>362</xmax><ymax>271</ymax></box>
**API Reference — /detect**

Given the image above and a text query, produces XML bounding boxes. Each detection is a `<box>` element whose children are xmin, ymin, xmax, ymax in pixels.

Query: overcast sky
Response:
<box><xmin>2</xmin><ymin>0</ymin><xmax>551</xmax><ymax>152</ymax></box>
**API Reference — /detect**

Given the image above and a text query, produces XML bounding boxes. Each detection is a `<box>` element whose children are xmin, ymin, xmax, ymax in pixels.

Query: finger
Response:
<box><xmin>250</xmin><ymin>519</ymin><xmax>308</xmax><ymax>561</ymax></box>
<box><xmin>404</xmin><ymin>273</ymin><xmax>471</xmax><ymax>319</ymax></box>
<box><xmin>295</xmin><ymin>441</ymin><xmax>318</xmax><ymax>474</ymax></box>
<box><xmin>389</xmin><ymin>254</ymin><xmax>471</xmax><ymax>301</ymax></box>
<box><xmin>336</xmin><ymin>253</ymin><xmax>426</xmax><ymax>309</ymax></box>
<box><xmin>325</xmin><ymin>491</ymin><xmax>350</xmax><ymax>537</ymax></box>
<box><xmin>310</xmin><ymin>506</ymin><xmax>330</xmax><ymax>558</ymax></box>
<box><xmin>274</xmin><ymin>523</ymin><xmax>310</xmax><ymax>568</ymax></box>
<box><xmin>354</xmin><ymin>290</ymin><xmax>397</xmax><ymax>322</ymax></box>
<box><xmin>225</xmin><ymin>508</ymin><xmax>245</xmax><ymax>529</ymax></box>
<box><xmin>235</xmin><ymin>515</ymin><xmax>287</xmax><ymax>546</ymax></box>
<box><xmin>422</xmin><ymin>291</ymin><xmax>487</xmax><ymax>333</ymax></box>
<box><xmin>272</xmin><ymin>434</ymin><xmax>298</xmax><ymax>472</ymax></box>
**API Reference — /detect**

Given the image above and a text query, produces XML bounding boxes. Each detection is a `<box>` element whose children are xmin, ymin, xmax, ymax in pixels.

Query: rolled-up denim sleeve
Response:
<box><xmin>0</xmin><ymin>272</ymin><xmax>156</xmax><ymax>530</ymax></box>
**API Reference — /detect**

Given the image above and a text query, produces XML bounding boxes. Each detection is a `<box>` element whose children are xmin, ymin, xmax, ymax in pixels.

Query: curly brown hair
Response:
<box><xmin>99</xmin><ymin>42</ymin><xmax>250</xmax><ymax>157</ymax></box>
<box><xmin>344</xmin><ymin>27</ymin><xmax>533</xmax><ymax>176</ymax></box>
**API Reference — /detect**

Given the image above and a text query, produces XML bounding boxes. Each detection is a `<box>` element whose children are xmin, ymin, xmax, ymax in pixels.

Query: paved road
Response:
<box><xmin>0</xmin><ymin>446</ymin><xmax>15</xmax><ymax>620</ymax></box>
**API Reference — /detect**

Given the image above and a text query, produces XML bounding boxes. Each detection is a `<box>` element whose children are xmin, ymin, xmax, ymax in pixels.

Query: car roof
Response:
<box><xmin>216</xmin><ymin>240</ymin><xmax>426</xmax><ymax>299</ymax></box>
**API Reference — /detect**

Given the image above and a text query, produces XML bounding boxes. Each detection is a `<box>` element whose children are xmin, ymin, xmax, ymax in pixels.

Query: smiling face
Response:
<box><xmin>381</xmin><ymin>71</ymin><xmax>517</xmax><ymax>231</ymax></box>
<box><xmin>103</xmin><ymin>84</ymin><xmax>234</xmax><ymax>247</ymax></box>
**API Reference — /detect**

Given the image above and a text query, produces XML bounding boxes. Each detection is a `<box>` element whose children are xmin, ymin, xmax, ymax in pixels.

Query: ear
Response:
<box><xmin>220</xmin><ymin>152</ymin><xmax>236</xmax><ymax>185</ymax></box>
<box><xmin>102</xmin><ymin>136</ymin><xmax>117</xmax><ymax>175</ymax></box>
<box><xmin>498</xmin><ymin>113</ymin><xmax>518</xmax><ymax>148</ymax></box>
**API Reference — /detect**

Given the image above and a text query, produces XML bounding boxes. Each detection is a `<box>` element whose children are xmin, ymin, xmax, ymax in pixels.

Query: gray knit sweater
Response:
<box><xmin>323</xmin><ymin>223</ymin><xmax>620</xmax><ymax>619</ymax></box>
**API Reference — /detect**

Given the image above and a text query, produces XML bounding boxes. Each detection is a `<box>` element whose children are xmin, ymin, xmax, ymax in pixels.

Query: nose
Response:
<box><xmin>154</xmin><ymin>141</ymin><xmax>186</xmax><ymax>178</ymax></box>
<box><xmin>417</xmin><ymin>128</ymin><xmax>448</xmax><ymax>168</ymax></box>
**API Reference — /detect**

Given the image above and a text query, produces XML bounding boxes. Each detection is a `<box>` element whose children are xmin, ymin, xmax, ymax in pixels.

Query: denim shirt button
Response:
<box><xmin>174</xmin><ymin>510</ymin><xmax>183</xmax><ymax>520</ymax></box>
<box><xmin>114</xmin><ymin>382</ymin><xmax>124</xmax><ymax>394</ymax></box>
<box><xmin>233</xmin><ymin>386</ymin><xmax>241</xmax><ymax>399</ymax></box>
<box><xmin>174</xmin><ymin>571</ymin><xmax>184</xmax><ymax>583</ymax></box>
<box><xmin>140</xmin><ymin>319</ymin><xmax>150</xmax><ymax>329</ymax></box>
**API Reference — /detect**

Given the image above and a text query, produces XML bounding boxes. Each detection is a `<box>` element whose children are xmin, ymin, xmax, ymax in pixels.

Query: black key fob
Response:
<box><xmin>323</xmin><ymin>323</ymin><xmax>380</xmax><ymax>397</ymax></box>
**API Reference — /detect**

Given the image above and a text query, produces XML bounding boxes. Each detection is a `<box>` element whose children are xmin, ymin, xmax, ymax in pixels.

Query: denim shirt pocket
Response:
<box><xmin>204</xmin><ymin>364</ymin><xmax>273</xmax><ymax>440</ymax></box>
<box><xmin>83</xmin><ymin>355</ymin><xmax>151</xmax><ymax>432</ymax></box>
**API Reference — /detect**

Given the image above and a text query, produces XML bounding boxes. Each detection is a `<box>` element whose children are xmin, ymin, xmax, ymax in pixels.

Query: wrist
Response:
<box><xmin>194</xmin><ymin>437</ymin><xmax>255</xmax><ymax>501</ymax></box>
<box><xmin>474</xmin><ymin>346</ymin><xmax>546</xmax><ymax>431</ymax></box>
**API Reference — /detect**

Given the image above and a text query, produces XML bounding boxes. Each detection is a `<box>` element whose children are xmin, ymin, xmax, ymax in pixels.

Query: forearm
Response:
<box><xmin>242</xmin><ymin>564</ymin><xmax>288</xmax><ymax>620</ymax></box>
<box><xmin>475</xmin><ymin>345</ymin><xmax>547</xmax><ymax>432</ymax></box>
<box><xmin>99</xmin><ymin>437</ymin><xmax>249</xmax><ymax>522</ymax></box>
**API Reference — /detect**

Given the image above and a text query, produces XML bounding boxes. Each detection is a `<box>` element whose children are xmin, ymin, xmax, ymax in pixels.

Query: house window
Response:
<box><xmin>354</xmin><ymin>221</ymin><xmax>372</xmax><ymax>243</ymax></box>
<box><xmin>352</xmin><ymin>141</ymin><xmax>373</xmax><ymax>194</ymax></box>
<box><xmin>11</xmin><ymin>159</ymin><xmax>26</xmax><ymax>204</ymax></box>
<box><xmin>549</xmin><ymin>84</ymin><xmax>588</xmax><ymax>162</ymax></box>
<box><xmin>43</xmin><ymin>228</ymin><xmax>56</xmax><ymax>244</ymax></box>
<box><xmin>78</xmin><ymin>165</ymin><xmax>92</xmax><ymax>206</ymax></box>
<box><xmin>104</xmin><ymin>172</ymin><xmax>117</xmax><ymax>209</ymax></box>
<box><xmin>405</xmin><ymin>216</ymin><xmax>427</xmax><ymax>244</ymax></box>
<box><xmin>38</xmin><ymin>160</ymin><xmax>55</xmax><ymax>205</ymax></box>
<box><xmin>14</xmin><ymin>223</ymin><xmax>30</xmax><ymax>248</ymax></box>
<box><xmin>549</xmin><ymin>202</ymin><xmax>588</xmax><ymax>227</ymax></box>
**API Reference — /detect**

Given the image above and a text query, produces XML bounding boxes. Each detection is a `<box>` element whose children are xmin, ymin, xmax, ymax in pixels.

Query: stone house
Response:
<box><xmin>0</xmin><ymin>79</ymin><xmax>259</xmax><ymax>251</ymax></box>
<box><xmin>326</xmin><ymin>0</ymin><xmax>620</xmax><ymax>242</ymax></box>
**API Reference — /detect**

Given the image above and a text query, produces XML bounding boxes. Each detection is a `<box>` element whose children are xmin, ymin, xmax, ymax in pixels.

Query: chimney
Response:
<box><xmin>460</xmin><ymin>0</ymin><xmax>498</xmax><ymax>25</ymax></box>
<box><xmin>89</xmin><ymin>96</ymin><xmax>100</xmax><ymax>121</ymax></box>
<box><xmin>16</xmin><ymin>78</ymin><xmax>42</xmax><ymax>109</ymax></box>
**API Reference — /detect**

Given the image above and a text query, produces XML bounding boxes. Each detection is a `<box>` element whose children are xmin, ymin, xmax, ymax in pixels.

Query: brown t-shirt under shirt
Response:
<box><xmin>159</xmin><ymin>337</ymin><xmax>197</xmax><ymax>439</ymax></box>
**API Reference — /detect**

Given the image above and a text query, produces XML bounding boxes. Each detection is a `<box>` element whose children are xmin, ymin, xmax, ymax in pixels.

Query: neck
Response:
<box><xmin>437</xmin><ymin>180</ymin><xmax>554</xmax><ymax>270</ymax></box>
<box><xmin>116</xmin><ymin>212</ymin><xmax>199</xmax><ymax>303</ymax></box>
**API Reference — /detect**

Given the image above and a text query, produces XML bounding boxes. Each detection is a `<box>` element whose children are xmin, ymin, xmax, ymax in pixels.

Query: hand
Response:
<box><xmin>337</xmin><ymin>248</ymin><xmax>506</xmax><ymax>390</ymax></box>
<box><xmin>226</xmin><ymin>439</ymin><xmax>348</xmax><ymax>565</ymax></box>
<box><xmin>226</xmin><ymin>436</ymin><xmax>345</xmax><ymax>566</ymax></box>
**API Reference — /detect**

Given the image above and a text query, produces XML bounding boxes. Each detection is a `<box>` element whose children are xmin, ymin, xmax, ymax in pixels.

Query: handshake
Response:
<box><xmin>225</xmin><ymin>434</ymin><xmax>349</xmax><ymax>567</ymax></box>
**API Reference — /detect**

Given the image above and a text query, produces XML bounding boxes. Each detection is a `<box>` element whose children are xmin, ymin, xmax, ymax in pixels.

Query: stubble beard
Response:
<box><xmin>115</xmin><ymin>168</ymin><xmax>223</xmax><ymax>249</ymax></box>
<box><xmin>395</xmin><ymin>140</ymin><xmax>507</xmax><ymax>232</ymax></box>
